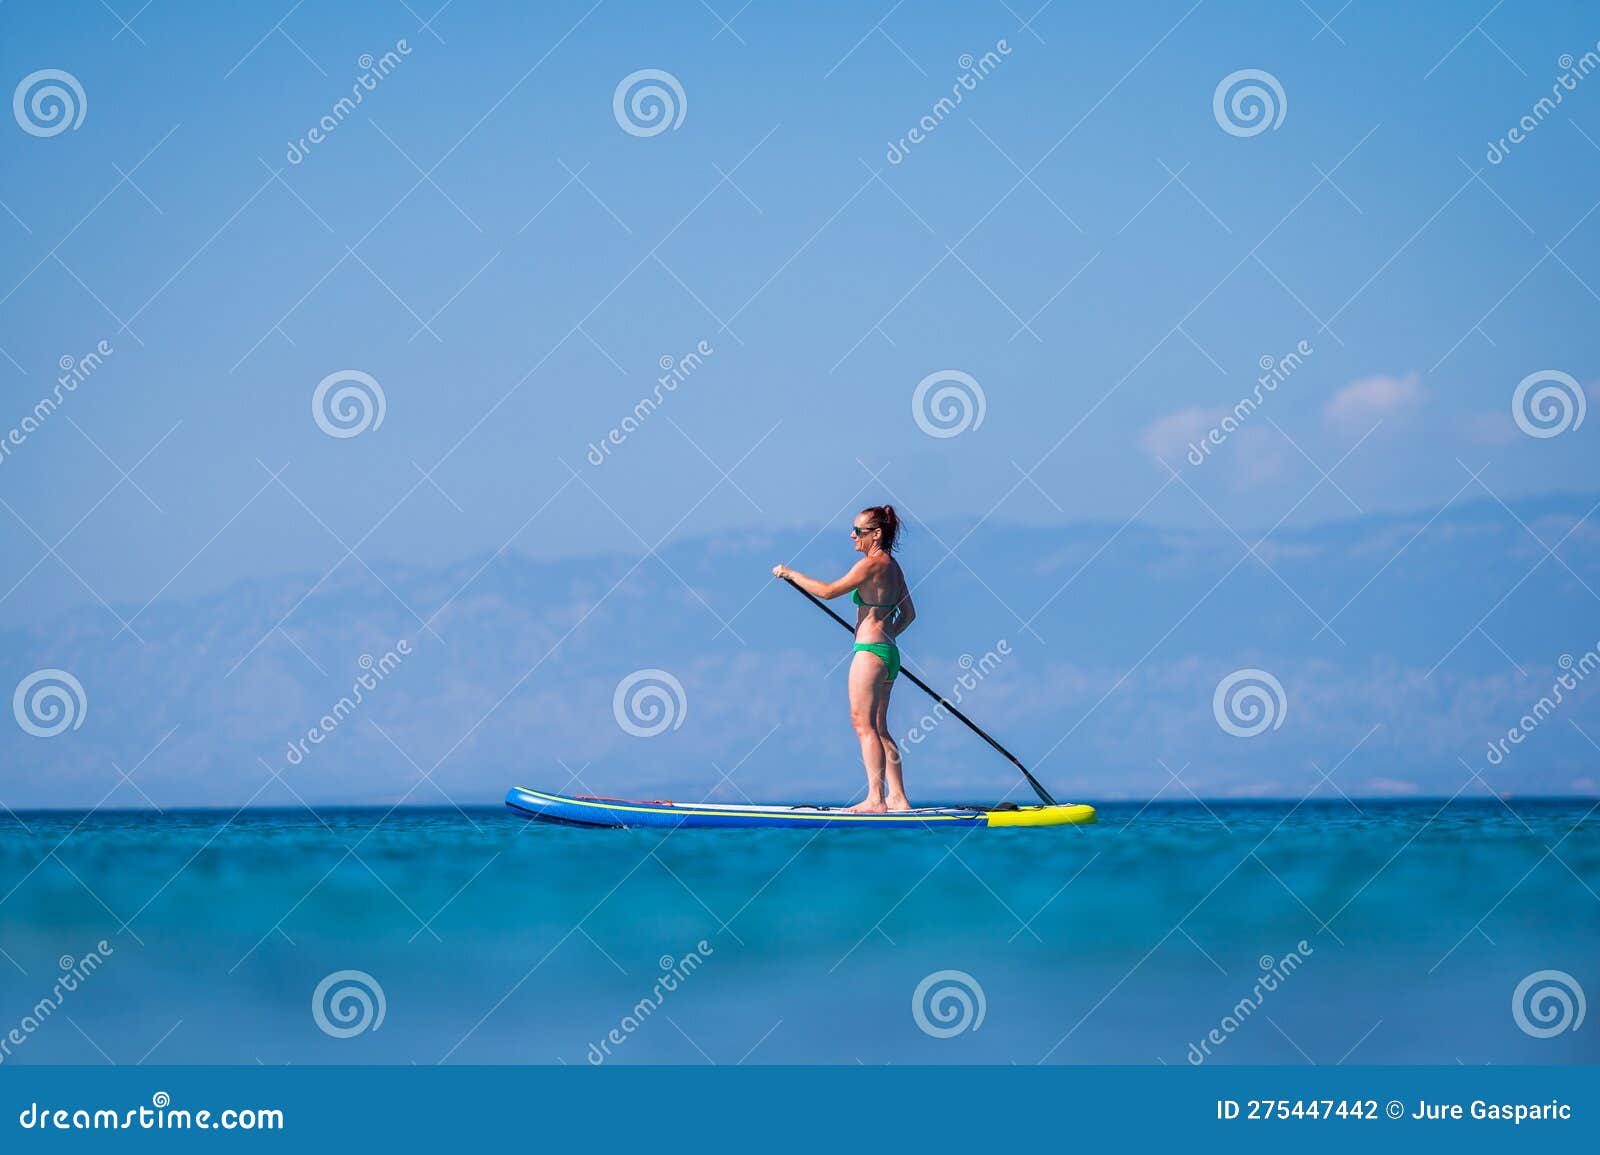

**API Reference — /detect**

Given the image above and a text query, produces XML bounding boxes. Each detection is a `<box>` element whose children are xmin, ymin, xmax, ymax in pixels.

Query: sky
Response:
<box><xmin>0</xmin><ymin>0</ymin><xmax>1597</xmax><ymax>805</ymax></box>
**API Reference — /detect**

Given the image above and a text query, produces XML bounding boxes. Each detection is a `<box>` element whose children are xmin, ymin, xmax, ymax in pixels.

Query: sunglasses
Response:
<box><xmin>851</xmin><ymin>525</ymin><xmax>880</xmax><ymax>538</ymax></box>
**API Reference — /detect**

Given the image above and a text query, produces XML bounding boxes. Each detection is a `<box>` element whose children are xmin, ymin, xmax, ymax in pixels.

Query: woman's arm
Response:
<box><xmin>772</xmin><ymin>558</ymin><xmax>871</xmax><ymax>600</ymax></box>
<box><xmin>890</xmin><ymin>591</ymin><xmax>916</xmax><ymax>636</ymax></box>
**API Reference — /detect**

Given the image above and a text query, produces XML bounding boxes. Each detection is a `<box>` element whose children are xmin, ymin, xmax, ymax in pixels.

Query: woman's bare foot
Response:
<box><xmin>885</xmin><ymin>794</ymin><xmax>913</xmax><ymax>811</ymax></box>
<box><xmin>844</xmin><ymin>798</ymin><xmax>888</xmax><ymax>814</ymax></box>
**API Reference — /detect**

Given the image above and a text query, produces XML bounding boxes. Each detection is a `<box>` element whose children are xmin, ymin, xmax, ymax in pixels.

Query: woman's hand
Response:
<box><xmin>771</xmin><ymin>564</ymin><xmax>791</xmax><ymax>580</ymax></box>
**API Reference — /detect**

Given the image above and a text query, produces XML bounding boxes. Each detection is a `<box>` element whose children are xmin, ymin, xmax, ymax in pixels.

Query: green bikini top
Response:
<box><xmin>852</xmin><ymin>587</ymin><xmax>903</xmax><ymax>623</ymax></box>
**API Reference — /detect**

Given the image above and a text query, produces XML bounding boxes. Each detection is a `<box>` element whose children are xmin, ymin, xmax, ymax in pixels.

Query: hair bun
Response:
<box><xmin>864</xmin><ymin>503</ymin><xmax>901</xmax><ymax>552</ymax></box>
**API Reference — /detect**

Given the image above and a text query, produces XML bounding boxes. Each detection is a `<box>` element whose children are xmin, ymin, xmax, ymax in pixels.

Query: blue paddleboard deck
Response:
<box><xmin>505</xmin><ymin>786</ymin><xmax>1096</xmax><ymax>829</ymax></box>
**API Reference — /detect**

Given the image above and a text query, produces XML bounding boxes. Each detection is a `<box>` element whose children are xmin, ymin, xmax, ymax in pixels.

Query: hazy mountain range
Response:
<box><xmin>3</xmin><ymin>493</ymin><xmax>1597</xmax><ymax>809</ymax></box>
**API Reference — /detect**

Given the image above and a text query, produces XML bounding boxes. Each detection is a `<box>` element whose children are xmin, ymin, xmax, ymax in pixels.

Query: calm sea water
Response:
<box><xmin>0</xmin><ymin>799</ymin><xmax>1595</xmax><ymax>1065</ymax></box>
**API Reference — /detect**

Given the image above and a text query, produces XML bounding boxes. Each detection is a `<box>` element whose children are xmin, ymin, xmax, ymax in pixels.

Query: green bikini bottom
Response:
<box><xmin>852</xmin><ymin>641</ymin><xmax>901</xmax><ymax>684</ymax></box>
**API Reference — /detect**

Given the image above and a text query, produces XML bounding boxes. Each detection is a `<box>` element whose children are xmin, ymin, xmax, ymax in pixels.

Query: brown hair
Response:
<box><xmin>860</xmin><ymin>505</ymin><xmax>901</xmax><ymax>553</ymax></box>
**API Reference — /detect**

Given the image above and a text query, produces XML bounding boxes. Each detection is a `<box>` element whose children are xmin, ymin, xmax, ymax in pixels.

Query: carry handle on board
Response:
<box><xmin>783</xmin><ymin>577</ymin><xmax>1058</xmax><ymax>807</ymax></box>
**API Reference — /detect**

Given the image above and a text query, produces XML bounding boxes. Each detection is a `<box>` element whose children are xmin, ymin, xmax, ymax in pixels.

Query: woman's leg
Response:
<box><xmin>845</xmin><ymin>650</ymin><xmax>890</xmax><ymax>813</ymax></box>
<box><xmin>876</xmin><ymin>685</ymin><xmax>910</xmax><ymax>810</ymax></box>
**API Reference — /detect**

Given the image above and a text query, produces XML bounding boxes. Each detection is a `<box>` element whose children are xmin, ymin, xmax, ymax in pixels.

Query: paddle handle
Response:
<box><xmin>782</xmin><ymin>577</ymin><xmax>1058</xmax><ymax>807</ymax></box>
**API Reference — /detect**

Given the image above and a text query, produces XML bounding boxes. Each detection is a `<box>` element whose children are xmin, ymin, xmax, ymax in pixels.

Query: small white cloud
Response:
<box><xmin>1227</xmin><ymin>425</ymin><xmax>1289</xmax><ymax>487</ymax></box>
<box><xmin>1223</xmin><ymin>781</ymin><xmax>1284</xmax><ymax>798</ymax></box>
<box><xmin>1139</xmin><ymin>406</ymin><xmax>1226</xmax><ymax>462</ymax></box>
<box><xmin>1362</xmin><ymin>777</ymin><xmax>1422</xmax><ymax>796</ymax></box>
<box><xmin>1571</xmin><ymin>777</ymin><xmax>1599</xmax><ymax>794</ymax></box>
<box><xmin>1460</xmin><ymin>411</ymin><xmax>1521</xmax><ymax>446</ymax></box>
<box><xmin>1466</xmin><ymin>379</ymin><xmax>1596</xmax><ymax>444</ymax></box>
<box><xmin>1323</xmin><ymin>373</ymin><xmax>1424</xmax><ymax>433</ymax></box>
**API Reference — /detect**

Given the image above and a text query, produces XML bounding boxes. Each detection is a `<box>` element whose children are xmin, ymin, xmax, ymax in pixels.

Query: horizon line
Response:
<box><xmin>8</xmin><ymin>793</ymin><xmax>1595</xmax><ymax>816</ymax></box>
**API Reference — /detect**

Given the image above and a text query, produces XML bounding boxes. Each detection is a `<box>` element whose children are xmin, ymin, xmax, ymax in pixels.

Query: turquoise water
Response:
<box><xmin>1</xmin><ymin>800</ymin><xmax>1595</xmax><ymax>1065</ymax></box>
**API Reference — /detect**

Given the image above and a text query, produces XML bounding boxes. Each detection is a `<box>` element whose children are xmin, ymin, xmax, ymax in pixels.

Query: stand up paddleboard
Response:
<box><xmin>505</xmin><ymin>786</ymin><xmax>1096</xmax><ymax>829</ymax></box>
<box><xmin>512</xmin><ymin>580</ymin><xmax>1100</xmax><ymax>830</ymax></box>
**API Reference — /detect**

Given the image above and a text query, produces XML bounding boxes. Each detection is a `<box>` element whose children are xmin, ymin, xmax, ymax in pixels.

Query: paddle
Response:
<box><xmin>782</xmin><ymin>577</ymin><xmax>1058</xmax><ymax>806</ymax></box>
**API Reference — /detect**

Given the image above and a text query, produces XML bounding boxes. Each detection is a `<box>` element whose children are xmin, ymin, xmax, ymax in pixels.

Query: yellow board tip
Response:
<box><xmin>986</xmin><ymin>803</ymin><xmax>1097</xmax><ymax>827</ymax></box>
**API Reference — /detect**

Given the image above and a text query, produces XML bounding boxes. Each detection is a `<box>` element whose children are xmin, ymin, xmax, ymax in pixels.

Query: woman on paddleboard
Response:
<box><xmin>773</xmin><ymin>506</ymin><xmax>917</xmax><ymax>812</ymax></box>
